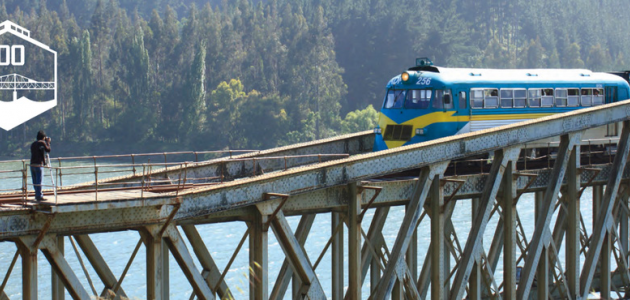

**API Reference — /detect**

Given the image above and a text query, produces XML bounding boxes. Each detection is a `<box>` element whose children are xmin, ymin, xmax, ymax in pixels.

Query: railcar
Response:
<box><xmin>373</xmin><ymin>58</ymin><xmax>630</xmax><ymax>151</ymax></box>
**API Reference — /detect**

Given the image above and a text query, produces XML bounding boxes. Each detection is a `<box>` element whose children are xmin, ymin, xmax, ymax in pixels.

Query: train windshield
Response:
<box><xmin>384</xmin><ymin>90</ymin><xmax>406</xmax><ymax>108</ymax></box>
<box><xmin>405</xmin><ymin>90</ymin><xmax>432</xmax><ymax>109</ymax></box>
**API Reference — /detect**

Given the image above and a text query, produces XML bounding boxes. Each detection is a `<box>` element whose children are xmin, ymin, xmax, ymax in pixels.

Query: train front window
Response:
<box><xmin>405</xmin><ymin>90</ymin><xmax>431</xmax><ymax>109</ymax></box>
<box><xmin>384</xmin><ymin>90</ymin><xmax>406</xmax><ymax>108</ymax></box>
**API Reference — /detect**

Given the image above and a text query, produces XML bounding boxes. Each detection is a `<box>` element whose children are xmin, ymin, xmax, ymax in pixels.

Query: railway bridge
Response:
<box><xmin>1</xmin><ymin>100</ymin><xmax>630</xmax><ymax>299</ymax></box>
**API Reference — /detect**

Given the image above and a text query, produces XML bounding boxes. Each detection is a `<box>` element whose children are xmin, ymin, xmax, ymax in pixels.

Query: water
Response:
<box><xmin>0</xmin><ymin>161</ymin><xmax>608</xmax><ymax>299</ymax></box>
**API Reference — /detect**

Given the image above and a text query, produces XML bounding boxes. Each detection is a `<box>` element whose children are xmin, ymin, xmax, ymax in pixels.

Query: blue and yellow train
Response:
<box><xmin>373</xmin><ymin>58</ymin><xmax>630</xmax><ymax>151</ymax></box>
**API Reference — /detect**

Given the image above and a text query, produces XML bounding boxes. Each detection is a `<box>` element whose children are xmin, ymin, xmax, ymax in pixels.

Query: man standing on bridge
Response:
<box><xmin>30</xmin><ymin>130</ymin><xmax>51</xmax><ymax>201</ymax></box>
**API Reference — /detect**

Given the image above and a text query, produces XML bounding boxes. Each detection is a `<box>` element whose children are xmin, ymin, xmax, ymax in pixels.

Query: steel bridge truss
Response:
<box><xmin>2</xmin><ymin>102</ymin><xmax>630</xmax><ymax>299</ymax></box>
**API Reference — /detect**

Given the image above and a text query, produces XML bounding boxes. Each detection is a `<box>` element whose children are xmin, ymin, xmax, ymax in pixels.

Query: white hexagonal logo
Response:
<box><xmin>0</xmin><ymin>20</ymin><xmax>57</xmax><ymax>131</ymax></box>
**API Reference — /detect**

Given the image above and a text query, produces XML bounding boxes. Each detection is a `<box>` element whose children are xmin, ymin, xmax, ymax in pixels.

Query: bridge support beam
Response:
<box><xmin>361</xmin><ymin>207</ymin><xmax>388</xmax><ymax>293</ymax></box>
<box><xmin>517</xmin><ymin>133</ymin><xmax>581</xmax><ymax>300</ymax></box>
<box><xmin>52</xmin><ymin>236</ymin><xmax>65</xmax><ymax>300</ymax></box>
<box><xmin>16</xmin><ymin>237</ymin><xmax>38</xmax><ymax>300</ymax></box>
<box><xmin>348</xmin><ymin>182</ymin><xmax>362</xmax><ymax>300</ymax></box>
<box><xmin>181</xmin><ymin>225</ymin><xmax>234</xmax><ymax>299</ymax></box>
<box><xmin>257</xmin><ymin>202</ymin><xmax>325</xmax><ymax>298</ymax></box>
<box><xmin>503</xmin><ymin>160</ymin><xmax>517</xmax><ymax>300</ymax></box>
<box><xmin>566</xmin><ymin>144</ymin><xmax>581</xmax><ymax>298</ymax></box>
<box><xmin>141</xmin><ymin>226</ymin><xmax>169</xmax><ymax>300</ymax></box>
<box><xmin>250</xmin><ymin>210</ymin><xmax>268</xmax><ymax>300</ymax></box>
<box><xmin>534</xmin><ymin>191</ymin><xmax>549</xmax><ymax>300</ymax></box>
<box><xmin>450</xmin><ymin>147</ymin><xmax>520</xmax><ymax>300</ymax></box>
<box><xmin>469</xmin><ymin>197</ymin><xmax>482</xmax><ymax>300</ymax></box>
<box><xmin>163</xmin><ymin>225</ymin><xmax>214</xmax><ymax>300</ymax></box>
<box><xmin>269</xmin><ymin>214</ymin><xmax>316</xmax><ymax>300</ymax></box>
<box><xmin>582</xmin><ymin>120</ymin><xmax>630</xmax><ymax>299</ymax></box>
<box><xmin>431</xmin><ymin>172</ymin><xmax>446</xmax><ymax>300</ymax></box>
<box><xmin>74</xmin><ymin>234</ymin><xmax>129</xmax><ymax>299</ymax></box>
<box><xmin>372</xmin><ymin>161</ymin><xmax>449</xmax><ymax>299</ymax></box>
<box><xmin>331</xmin><ymin>212</ymin><xmax>344</xmax><ymax>300</ymax></box>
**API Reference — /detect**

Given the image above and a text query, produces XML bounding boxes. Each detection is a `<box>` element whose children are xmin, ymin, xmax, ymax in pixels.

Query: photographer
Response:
<box><xmin>30</xmin><ymin>130</ymin><xmax>51</xmax><ymax>201</ymax></box>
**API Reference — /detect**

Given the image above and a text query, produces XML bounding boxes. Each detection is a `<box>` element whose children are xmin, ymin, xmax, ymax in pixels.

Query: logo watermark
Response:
<box><xmin>0</xmin><ymin>20</ymin><xmax>57</xmax><ymax>131</ymax></box>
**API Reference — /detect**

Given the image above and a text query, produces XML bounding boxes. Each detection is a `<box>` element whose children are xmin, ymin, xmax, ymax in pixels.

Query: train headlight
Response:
<box><xmin>415</xmin><ymin>128</ymin><xmax>425</xmax><ymax>135</ymax></box>
<box><xmin>401</xmin><ymin>72</ymin><xmax>410</xmax><ymax>82</ymax></box>
<box><xmin>374</xmin><ymin>128</ymin><xmax>382</xmax><ymax>134</ymax></box>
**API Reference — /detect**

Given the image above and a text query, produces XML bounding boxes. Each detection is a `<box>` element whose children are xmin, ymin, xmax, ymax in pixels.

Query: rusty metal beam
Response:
<box><xmin>581</xmin><ymin>121</ymin><xmax>630</xmax><ymax>299</ymax></box>
<box><xmin>163</xmin><ymin>225</ymin><xmax>214</xmax><ymax>300</ymax></box>
<box><xmin>250</xmin><ymin>209</ymin><xmax>268</xmax><ymax>300</ymax></box>
<box><xmin>331</xmin><ymin>212</ymin><xmax>344</xmax><ymax>300</ymax></box>
<box><xmin>517</xmin><ymin>133</ymin><xmax>581</xmax><ymax>300</ymax></box>
<box><xmin>38</xmin><ymin>235</ymin><xmax>91</xmax><ymax>299</ymax></box>
<box><xmin>268</xmin><ymin>213</ymin><xmax>316</xmax><ymax>300</ymax></box>
<box><xmin>181</xmin><ymin>225</ymin><xmax>234</xmax><ymax>299</ymax></box>
<box><xmin>372</xmin><ymin>162</ymin><xmax>449</xmax><ymax>299</ymax></box>
<box><xmin>450</xmin><ymin>147</ymin><xmax>520</xmax><ymax>300</ymax></box>
<box><xmin>348</xmin><ymin>182</ymin><xmax>362</xmax><ymax>300</ymax></box>
<box><xmin>73</xmin><ymin>234</ymin><xmax>129</xmax><ymax>299</ymax></box>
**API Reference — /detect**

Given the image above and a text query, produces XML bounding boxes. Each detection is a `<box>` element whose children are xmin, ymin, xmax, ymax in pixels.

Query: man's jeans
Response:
<box><xmin>30</xmin><ymin>166</ymin><xmax>43</xmax><ymax>199</ymax></box>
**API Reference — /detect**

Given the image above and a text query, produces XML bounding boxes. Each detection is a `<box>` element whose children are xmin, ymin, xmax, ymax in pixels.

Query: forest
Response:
<box><xmin>1</xmin><ymin>0</ymin><xmax>630</xmax><ymax>156</ymax></box>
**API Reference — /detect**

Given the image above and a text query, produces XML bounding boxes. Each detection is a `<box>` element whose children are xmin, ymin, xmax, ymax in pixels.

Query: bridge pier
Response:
<box><xmin>249</xmin><ymin>210</ymin><xmax>268</xmax><ymax>300</ymax></box>
<box><xmin>348</xmin><ymin>182</ymin><xmax>361</xmax><ymax>300</ymax></box>
<box><xmin>331</xmin><ymin>212</ymin><xmax>343</xmax><ymax>300</ymax></box>
<box><xmin>52</xmin><ymin>236</ymin><xmax>65</xmax><ymax>300</ymax></box>
<box><xmin>16</xmin><ymin>237</ymin><xmax>38</xmax><ymax>299</ymax></box>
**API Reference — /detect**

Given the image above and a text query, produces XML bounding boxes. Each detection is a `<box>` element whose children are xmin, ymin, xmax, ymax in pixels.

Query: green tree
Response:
<box><xmin>519</xmin><ymin>38</ymin><xmax>545</xmax><ymax>68</ymax></box>
<box><xmin>340</xmin><ymin>105</ymin><xmax>378</xmax><ymax>134</ymax></box>
<box><xmin>70</xmin><ymin>30</ymin><xmax>94</xmax><ymax>140</ymax></box>
<box><xmin>180</xmin><ymin>41</ymin><xmax>206</xmax><ymax>143</ymax></box>
<box><xmin>563</xmin><ymin>42</ymin><xmax>585</xmax><ymax>68</ymax></box>
<box><xmin>586</xmin><ymin>43</ymin><xmax>611</xmax><ymax>71</ymax></box>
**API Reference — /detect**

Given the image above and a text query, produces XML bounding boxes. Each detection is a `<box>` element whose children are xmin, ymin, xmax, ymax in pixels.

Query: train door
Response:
<box><xmin>606</xmin><ymin>86</ymin><xmax>617</xmax><ymax>103</ymax></box>
<box><xmin>455</xmin><ymin>89</ymin><xmax>470</xmax><ymax>133</ymax></box>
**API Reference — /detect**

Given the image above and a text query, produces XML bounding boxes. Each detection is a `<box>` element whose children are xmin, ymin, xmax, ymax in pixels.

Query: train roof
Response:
<box><xmin>392</xmin><ymin>66</ymin><xmax>629</xmax><ymax>87</ymax></box>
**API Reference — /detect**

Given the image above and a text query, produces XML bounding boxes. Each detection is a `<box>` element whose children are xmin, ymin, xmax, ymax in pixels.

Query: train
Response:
<box><xmin>373</xmin><ymin>58</ymin><xmax>630</xmax><ymax>151</ymax></box>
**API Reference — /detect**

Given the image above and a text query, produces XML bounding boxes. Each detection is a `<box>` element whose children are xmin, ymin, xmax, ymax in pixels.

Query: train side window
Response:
<box><xmin>500</xmin><ymin>89</ymin><xmax>513</xmax><ymax>108</ymax></box>
<box><xmin>433</xmin><ymin>89</ymin><xmax>453</xmax><ymax>109</ymax></box>
<box><xmin>459</xmin><ymin>91</ymin><xmax>467</xmax><ymax>109</ymax></box>
<box><xmin>581</xmin><ymin>89</ymin><xmax>592</xmax><ymax>106</ymax></box>
<box><xmin>593</xmin><ymin>88</ymin><xmax>604</xmax><ymax>105</ymax></box>
<box><xmin>555</xmin><ymin>89</ymin><xmax>568</xmax><ymax>107</ymax></box>
<box><xmin>484</xmin><ymin>88</ymin><xmax>498</xmax><ymax>108</ymax></box>
<box><xmin>541</xmin><ymin>88</ymin><xmax>554</xmax><ymax>107</ymax></box>
<box><xmin>567</xmin><ymin>89</ymin><xmax>579</xmax><ymax>106</ymax></box>
<box><xmin>471</xmin><ymin>89</ymin><xmax>484</xmax><ymax>108</ymax></box>
<box><xmin>405</xmin><ymin>90</ymin><xmax>431</xmax><ymax>109</ymax></box>
<box><xmin>528</xmin><ymin>89</ymin><xmax>541</xmax><ymax>107</ymax></box>
<box><xmin>514</xmin><ymin>89</ymin><xmax>527</xmax><ymax>107</ymax></box>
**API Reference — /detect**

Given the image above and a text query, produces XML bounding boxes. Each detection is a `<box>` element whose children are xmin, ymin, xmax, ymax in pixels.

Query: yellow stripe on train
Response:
<box><xmin>379</xmin><ymin>111</ymin><xmax>555</xmax><ymax>128</ymax></box>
